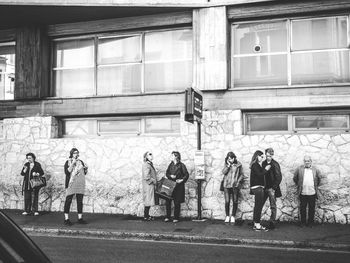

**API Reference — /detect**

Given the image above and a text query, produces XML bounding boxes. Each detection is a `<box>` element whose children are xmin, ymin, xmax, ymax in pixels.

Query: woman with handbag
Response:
<box><xmin>20</xmin><ymin>153</ymin><xmax>45</xmax><ymax>216</ymax></box>
<box><xmin>142</xmin><ymin>151</ymin><xmax>157</xmax><ymax>221</ymax></box>
<box><xmin>221</xmin><ymin>152</ymin><xmax>246</xmax><ymax>224</ymax></box>
<box><xmin>165</xmin><ymin>151</ymin><xmax>189</xmax><ymax>223</ymax></box>
<box><xmin>63</xmin><ymin>148</ymin><xmax>88</xmax><ymax>226</ymax></box>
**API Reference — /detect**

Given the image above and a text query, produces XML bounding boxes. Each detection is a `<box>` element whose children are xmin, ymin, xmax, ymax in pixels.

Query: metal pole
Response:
<box><xmin>197</xmin><ymin>120</ymin><xmax>202</xmax><ymax>220</ymax></box>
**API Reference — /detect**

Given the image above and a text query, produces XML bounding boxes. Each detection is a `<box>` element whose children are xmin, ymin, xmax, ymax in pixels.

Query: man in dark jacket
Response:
<box><xmin>262</xmin><ymin>148</ymin><xmax>282</xmax><ymax>230</ymax></box>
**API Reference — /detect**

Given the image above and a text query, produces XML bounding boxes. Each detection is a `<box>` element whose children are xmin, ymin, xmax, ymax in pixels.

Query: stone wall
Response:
<box><xmin>0</xmin><ymin>112</ymin><xmax>350</xmax><ymax>224</ymax></box>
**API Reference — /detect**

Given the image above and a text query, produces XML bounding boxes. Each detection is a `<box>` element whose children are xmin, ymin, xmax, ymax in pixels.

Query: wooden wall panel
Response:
<box><xmin>0</xmin><ymin>29</ymin><xmax>16</xmax><ymax>42</ymax></box>
<box><xmin>14</xmin><ymin>27</ymin><xmax>49</xmax><ymax>100</ymax></box>
<box><xmin>193</xmin><ymin>6</ymin><xmax>229</xmax><ymax>91</ymax></box>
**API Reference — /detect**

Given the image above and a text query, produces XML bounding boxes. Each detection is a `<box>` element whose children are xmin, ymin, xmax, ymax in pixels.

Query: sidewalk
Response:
<box><xmin>3</xmin><ymin>209</ymin><xmax>350</xmax><ymax>251</ymax></box>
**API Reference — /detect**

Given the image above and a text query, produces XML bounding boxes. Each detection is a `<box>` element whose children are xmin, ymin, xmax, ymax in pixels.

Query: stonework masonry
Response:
<box><xmin>1</xmin><ymin>112</ymin><xmax>350</xmax><ymax>224</ymax></box>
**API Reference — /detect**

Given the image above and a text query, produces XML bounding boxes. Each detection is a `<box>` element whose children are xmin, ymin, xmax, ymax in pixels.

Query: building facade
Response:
<box><xmin>1</xmin><ymin>0</ymin><xmax>350</xmax><ymax>223</ymax></box>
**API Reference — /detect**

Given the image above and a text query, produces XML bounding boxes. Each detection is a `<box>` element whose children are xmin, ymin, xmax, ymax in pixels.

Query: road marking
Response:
<box><xmin>29</xmin><ymin>233</ymin><xmax>350</xmax><ymax>254</ymax></box>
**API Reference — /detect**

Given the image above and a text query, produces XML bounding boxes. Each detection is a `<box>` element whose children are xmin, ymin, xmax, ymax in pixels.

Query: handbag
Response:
<box><xmin>155</xmin><ymin>177</ymin><xmax>176</xmax><ymax>200</ymax></box>
<box><xmin>30</xmin><ymin>176</ymin><xmax>46</xmax><ymax>189</ymax></box>
<box><xmin>220</xmin><ymin>180</ymin><xmax>224</xmax><ymax>191</ymax></box>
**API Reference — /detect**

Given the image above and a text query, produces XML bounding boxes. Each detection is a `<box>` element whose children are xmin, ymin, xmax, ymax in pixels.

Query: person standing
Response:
<box><xmin>63</xmin><ymin>148</ymin><xmax>88</xmax><ymax>226</ymax></box>
<box><xmin>221</xmin><ymin>152</ymin><xmax>246</xmax><ymax>224</ymax></box>
<box><xmin>20</xmin><ymin>153</ymin><xmax>45</xmax><ymax>216</ymax></box>
<box><xmin>250</xmin><ymin>150</ymin><xmax>270</xmax><ymax>231</ymax></box>
<box><xmin>262</xmin><ymin>148</ymin><xmax>282</xmax><ymax>230</ymax></box>
<box><xmin>165</xmin><ymin>151</ymin><xmax>189</xmax><ymax>223</ymax></box>
<box><xmin>293</xmin><ymin>155</ymin><xmax>322</xmax><ymax>227</ymax></box>
<box><xmin>142</xmin><ymin>151</ymin><xmax>157</xmax><ymax>221</ymax></box>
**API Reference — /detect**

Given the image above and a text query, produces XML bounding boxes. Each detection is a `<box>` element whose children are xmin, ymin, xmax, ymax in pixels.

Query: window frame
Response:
<box><xmin>231</xmin><ymin>14</ymin><xmax>350</xmax><ymax>89</ymax></box>
<box><xmin>0</xmin><ymin>41</ymin><xmax>16</xmax><ymax>101</ymax></box>
<box><xmin>51</xmin><ymin>27</ymin><xmax>192</xmax><ymax>98</ymax></box>
<box><xmin>244</xmin><ymin>111</ymin><xmax>350</xmax><ymax>134</ymax></box>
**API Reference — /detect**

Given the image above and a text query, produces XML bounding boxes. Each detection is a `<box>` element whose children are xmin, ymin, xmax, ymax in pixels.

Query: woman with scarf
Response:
<box><xmin>142</xmin><ymin>151</ymin><xmax>157</xmax><ymax>221</ymax></box>
<box><xmin>63</xmin><ymin>148</ymin><xmax>88</xmax><ymax>226</ymax></box>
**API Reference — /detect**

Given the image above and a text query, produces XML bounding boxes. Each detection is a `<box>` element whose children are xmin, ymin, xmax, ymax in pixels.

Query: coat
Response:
<box><xmin>293</xmin><ymin>165</ymin><xmax>322</xmax><ymax>198</ymax></box>
<box><xmin>20</xmin><ymin>161</ymin><xmax>44</xmax><ymax>193</ymax></box>
<box><xmin>166</xmin><ymin>161</ymin><xmax>189</xmax><ymax>203</ymax></box>
<box><xmin>64</xmin><ymin>159</ymin><xmax>87</xmax><ymax>196</ymax></box>
<box><xmin>142</xmin><ymin>161</ymin><xmax>157</xmax><ymax>206</ymax></box>
<box><xmin>262</xmin><ymin>159</ymin><xmax>282</xmax><ymax>198</ymax></box>
<box><xmin>222</xmin><ymin>161</ymin><xmax>246</xmax><ymax>189</ymax></box>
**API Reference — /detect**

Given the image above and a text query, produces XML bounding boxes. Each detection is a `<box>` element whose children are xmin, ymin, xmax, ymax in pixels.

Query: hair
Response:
<box><xmin>69</xmin><ymin>148</ymin><xmax>79</xmax><ymax>158</ymax></box>
<box><xmin>172</xmin><ymin>151</ymin><xmax>181</xmax><ymax>162</ymax></box>
<box><xmin>143</xmin><ymin>151</ymin><xmax>151</xmax><ymax>162</ymax></box>
<box><xmin>249</xmin><ymin>150</ymin><xmax>263</xmax><ymax>168</ymax></box>
<box><xmin>26</xmin><ymin>152</ymin><xmax>36</xmax><ymax>161</ymax></box>
<box><xmin>224</xmin><ymin>151</ymin><xmax>237</xmax><ymax>165</ymax></box>
<box><xmin>265</xmin><ymin>148</ymin><xmax>274</xmax><ymax>155</ymax></box>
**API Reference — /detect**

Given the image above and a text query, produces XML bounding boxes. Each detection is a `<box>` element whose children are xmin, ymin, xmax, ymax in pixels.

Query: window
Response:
<box><xmin>245</xmin><ymin>112</ymin><xmax>350</xmax><ymax>134</ymax></box>
<box><xmin>53</xmin><ymin>29</ymin><xmax>192</xmax><ymax>97</ymax></box>
<box><xmin>0</xmin><ymin>42</ymin><xmax>15</xmax><ymax>100</ymax></box>
<box><xmin>232</xmin><ymin>15</ymin><xmax>350</xmax><ymax>87</ymax></box>
<box><xmin>61</xmin><ymin>115</ymin><xmax>180</xmax><ymax>137</ymax></box>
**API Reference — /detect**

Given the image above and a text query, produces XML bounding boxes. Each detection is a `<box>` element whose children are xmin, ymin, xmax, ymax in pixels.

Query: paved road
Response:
<box><xmin>31</xmin><ymin>235</ymin><xmax>349</xmax><ymax>263</ymax></box>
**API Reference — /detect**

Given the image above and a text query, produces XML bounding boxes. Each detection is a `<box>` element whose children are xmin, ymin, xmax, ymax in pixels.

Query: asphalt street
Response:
<box><xmin>30</xmin><ymin>235</ymin><xmax>350</xmax><ymax>263</ymax></box>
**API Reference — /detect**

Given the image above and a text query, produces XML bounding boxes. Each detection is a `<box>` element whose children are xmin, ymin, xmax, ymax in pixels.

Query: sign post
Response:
<box><xmin>185</xmin><ymin>88</ymin><xmax>204</xmax><ymax>220</ymax></box>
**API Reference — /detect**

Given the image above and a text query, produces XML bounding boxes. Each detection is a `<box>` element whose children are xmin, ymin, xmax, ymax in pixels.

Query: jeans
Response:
<box><xmin>24</xmin><ymin>189</ymin><xmax>39</xmax><ymax>213</ymax></box>
<box><xmin>224</xmin><ymin>187</ymin><xmax>239</xmax><ymax>217</ymax></box>
<box><xmin>166</xmin><ymin>199</ymin><xmax>181</xmax><ymax>220</ymax></box>
<box><xmin>252</xmin><ymin>187</ymin><xmax>265</xmax><ymax>223</ymax></box>
<box><xmin>299</xmin><ymin>194</ymin><xmax>316</xmax><ymax>224</ymax></box>
<box><xmin>64</xmin><ymin>194</ymin><xmax>84</xmax><ymax>214</ymax></box>
<box><xmin>263</xmin><ymin>188</ymin><xmax>277</xmax><ymax>222</ymax></box>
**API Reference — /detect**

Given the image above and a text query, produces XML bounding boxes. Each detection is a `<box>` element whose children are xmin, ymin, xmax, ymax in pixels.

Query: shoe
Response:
<box><xmin>253</xmin><ymin>225</ymin><xmax>268</xmax><ymax>232</ymax></box>
<box><xmin>224</xmin><ymin>216</ymin><xmax>230</xmax><ymax>223</ymax></box>
<box><xmin>173</xmin><ymin>219</ymin><xmax>179</xmax><ymax>223</ymax></box>
<box><xmin>77</xmin><ymin>218</ymin><xmax>88</xmax><ymax>224</ymax></box>
<box><xmin>164</xmin><ymin>218</ymin><xmax>171</xmax><ymax>222</ymax></box>
<box><xmin>64</xmin><ymin>219</ymin><xmax>73</xmax><ymax>226</ymax></box>
<box><xmin>230</xmin><ymin>216</ymin><xmax>235</xmax><ymax>224</ymax></box>
<box><xmin>34</xmin><ymin>212</ymin><xmax>39</xmax><ymax>216</ymax></box>
<box><xmin>22</xmin><ymin>212</ymin><xmax>28</xmax><ymax>216</ymax></box>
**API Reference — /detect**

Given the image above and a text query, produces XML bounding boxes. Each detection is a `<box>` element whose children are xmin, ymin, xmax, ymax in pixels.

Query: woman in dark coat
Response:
<box><xmin>20</xmin><ymin>153</ymin><xmax>45</xmax><ymax>216</ymax></box>
<box><xmin>165</xmin><ymin>151</ymin><xmax>189</xmax><ymax>223</ymax></box>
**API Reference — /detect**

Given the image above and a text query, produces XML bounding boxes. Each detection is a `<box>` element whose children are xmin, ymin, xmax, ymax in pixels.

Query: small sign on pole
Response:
<box><xmin>194</xmin><ymin>151</ymin><xmax>205</xmax><ymax>180</ymax></box>
<box><xmin>185</xmin><ymin>88</ymin><xmax>203</xmax><ymax>123</ymax></box>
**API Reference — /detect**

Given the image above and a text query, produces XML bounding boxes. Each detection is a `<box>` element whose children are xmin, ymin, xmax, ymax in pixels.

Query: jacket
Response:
<box><xmin>20</xmin><ymin>161</ymin><xmax>44</xmax><ymax>193</ymax></box>
<box><xmin>262</xmin><ymin>159</ymin><xmax>282</xmax><ymax>198</ymax></box>
<box><xmin>142</xmin><ymin>161</ymin><xmax>157</xmax><ymax>206</ymax></box>
<box><xmin>293</xmin><ymin>165</ymin><xmax>322</xmax><ymax>198</ymax></box>
<box><xmin>250</xmin><ymin>162</ymin><xmax>268</xmax><ymax>189</ymax></box>
<box><xmin>166</xmin><ymin>161</ymin><xmax>189</xmax><ymax>203</ymax></box>
<box><xmin>222</xmin><ymin>161</ymin><xmax>246</xmax><ymax>189</ymax></box>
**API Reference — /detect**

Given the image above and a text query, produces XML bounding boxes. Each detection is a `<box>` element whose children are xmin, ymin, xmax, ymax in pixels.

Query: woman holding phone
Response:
<box><xmin>63</xmin><ymin>148</ymin><xmax>88</xmax><ymax>226</ymax></box>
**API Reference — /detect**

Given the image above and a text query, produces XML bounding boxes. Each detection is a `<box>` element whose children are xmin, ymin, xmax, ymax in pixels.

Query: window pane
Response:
<box><xmin>247</xmin><ymin>115</ymin><xmax>288</xmax><ymax>132</ymax></box>
<box><xmin>54</xmin><ymin>39</ymin><xmax>94</xmax><ymax>68</ymax></box>
<box><xmin>64</xmin><ymin>120</ymin><xmax>96</xmax><ymax>136</ymax></box>
<box><xmin>145</xmin><ymin>60</ymin><xmax>192</xmax><ymax>92</ymax></box>
<box><xmin>145</xmin><ymin>117</ymin><xmax>180</xmax><ymax>133</ymax></box>
<box><xmin>54</xmin><ymin>68</ymin><xmax>94</xmax><ymax>97</ymax></box>
<box><xmin>294</xmin><ymin>115</ymin><xmax>348</xmax><ymax>129</ymax></box>
<box><xmin>98</xmin><ymin>120</ymin><xmax>140</xmax><ymax>133</ymax></box>
<box><xmin>234</xmin><ymin>55</ymin><xmax>287</xmax><ymax>87</ymax></box>
<box><xmin>97</xmin><ymin>64</ymin><xmax>141</xmax><ymax>95</ymax></box>
<box><xmin>98</xmin><ymin>35</ymin><xmax>141</xmax><ymax>65</ymax></box>
<box><xmin>291</xmin><ymin>50</ymin><xmax>350</xmax><ymax>85</ymax></box>
<box><xmin>145</xmin><ymin>29</ymin><xmax>192</xmax><ymax>61</ymax></box>
<box><xmin>0</xmin><ymin>44</ymin><xmax>15</xmax><ymax>100</ymax></box>
<box><xmin>292</xmin><ymin>17</ymin><xmax>347</xmax><ymax>50</ymax></box>
<box><xmin>234</xmin><ymin>21</ymin><xmax>287</xmax><ymax>55</ymax></box>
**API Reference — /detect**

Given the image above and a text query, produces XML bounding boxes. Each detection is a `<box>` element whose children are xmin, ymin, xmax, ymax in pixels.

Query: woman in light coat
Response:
<box><xmin>142</xmin><ymin>151</ymin><xmax>157</xmax><ymax>221</ymax></box>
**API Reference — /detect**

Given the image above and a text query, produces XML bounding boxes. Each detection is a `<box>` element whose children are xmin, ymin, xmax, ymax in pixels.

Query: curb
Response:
<box><xmin>23</xmin><ymin>227</ymin><xmax>350</xmax><ymax>252</ymax></box>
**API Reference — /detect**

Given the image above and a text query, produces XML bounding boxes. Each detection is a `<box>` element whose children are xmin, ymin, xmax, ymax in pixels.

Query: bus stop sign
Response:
<box><xmin>185</xmin><ymin>88</ymin><xmax>203</xmax><ymax>123</ymax></box>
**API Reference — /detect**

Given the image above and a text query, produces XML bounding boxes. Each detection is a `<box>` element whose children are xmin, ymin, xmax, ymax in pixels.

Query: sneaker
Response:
<box><xmin>64</xmin><ymin>219</ymin><xmax>73</xmax><ymax>226</ymax></box>
<box><xmin>224</xmin><ymin>216</ymin><xmax>230</xmax><ymax>223</ymax></box>
<box><xmin>22</xmin><ymin>212</ymin><xmax>28</xmax><ymax>216</ymax></box>
<box><xmin>164</xmin><ymin>218</ymin><xmax>171</xmax><ymax>222</ymax></box>
<box><xmin>77</xmin><ymin>218</ymin><xmax>88</xmax><ymax>224</ymax></box>
<box><xmin>230</xmin><ymin>216</ymin><xmax>235</xmax><ymax>224</ymax></box>
<box><xmin>253</xmin><ymin>225</ymin><xmax>268</xmax><ymax>232</ymax></box>
<box><xmin>173</xmin><ymin>219</ymin><xmax>179</xmax><ymax>223</ymax></box>
<box><xmin>34</xmin><ymin>212</ymin><xmax>39</xmax><ymax>216</ymax></box>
